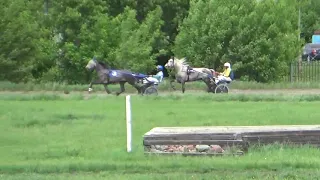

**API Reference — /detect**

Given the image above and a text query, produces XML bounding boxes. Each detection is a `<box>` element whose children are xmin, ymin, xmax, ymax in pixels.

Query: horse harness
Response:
<box><xmin>183</xmin><ymin>65</ymin><xmax>199</xmax><ymax>82</ymax></box>
<box><xmin>186</xmin><ymin>66</ymin><xmax>193</xmax><ymax>82</ymax></box>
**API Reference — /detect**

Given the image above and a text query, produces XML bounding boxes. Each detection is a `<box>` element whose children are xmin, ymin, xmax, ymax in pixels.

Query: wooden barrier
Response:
<box><xmin>143</xmin><ymin>125</ymin><xmax>320</xmax><ymax>156</ymax></box>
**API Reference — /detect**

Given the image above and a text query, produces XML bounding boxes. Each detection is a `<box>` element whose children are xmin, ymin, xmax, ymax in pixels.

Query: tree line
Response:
<box><xmin>0</xmin><ymin>0</ymin><xmax>319</xmax><ymax>84</ymax></box>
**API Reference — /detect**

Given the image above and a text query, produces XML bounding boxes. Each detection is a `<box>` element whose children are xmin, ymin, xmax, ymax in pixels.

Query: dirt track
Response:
<box><xmin>0</xmin><ymin>89</ymin><xmax>320</xmax><ymax>96</ymax></box>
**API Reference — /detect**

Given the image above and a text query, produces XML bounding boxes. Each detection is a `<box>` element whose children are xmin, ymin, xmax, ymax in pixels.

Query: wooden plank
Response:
<box><xmin>144</xmin><ymin>134</ymin><xmax>238</xmax><ymax>140</ymax></box>
<box><xmin>243</xmin><ymin>130</ymin><xmax>320</xmax><ymax>136</ymax></box>
<box><xmin>144</xmin><ymin>125</ymin><xmax>320</xmax><ymax>136</ymax></box>
<box><xmin>243</xmin><ymin>138</ymin><xmax>320</xmax><ymax>143</ymax></box>
<box><xmin>243</xmin><ymin>135</ymin><xmax>320</xmax><ymax>139</ymax></box>
<box><xmin>144</xmin><ymin>132</ymin><xmax>238</xmax><ymax>137</ymax></box>
<box><xmin>143</xmin><ymin>139</ymin><xmax>246</xmax><ymax>146</ymax></box>
<box><xmin>242</xmin><ymin>134</ymin><xmax>320</xmax><ymax>139</ymax></box>
<box><xmin>243</xmin><ymin>134</ymin><xmax>320</xmax><ymax>141</ymax></box>
<box><xmin>242</xmin><ymin>135</ymin><xmax>320</xmax><ymax>139</ymax></box>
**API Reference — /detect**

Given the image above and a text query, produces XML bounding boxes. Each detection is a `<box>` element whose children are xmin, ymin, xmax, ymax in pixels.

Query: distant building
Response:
<box><xmin>312</xmin><ymin>30</ymin><xmax>320</xmax><ymax>43</ymax></box>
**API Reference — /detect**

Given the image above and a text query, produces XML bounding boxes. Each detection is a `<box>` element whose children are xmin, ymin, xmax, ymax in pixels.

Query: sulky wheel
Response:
<box><xmin>144</xmin><ymin>86</ymin><xmax>158</xmax><ymax>95</ymax></box>
<box><xmin>214</xmin><ymin>83</ymin><xmax>229</xmax><ymax>94</ymax></box>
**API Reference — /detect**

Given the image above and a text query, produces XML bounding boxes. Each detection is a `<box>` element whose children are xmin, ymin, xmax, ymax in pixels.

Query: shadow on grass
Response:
<box><xmin>13</xmin><ymin>113</ymin><xmax>106</xmax><ymax>128</ymax></box>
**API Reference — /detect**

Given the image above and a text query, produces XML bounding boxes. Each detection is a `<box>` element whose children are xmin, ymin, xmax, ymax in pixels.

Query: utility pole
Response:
<box><xmin>298</xmin><ymin>2</ymin><xmax>302</xmax><ymax>77</ymax></box>
<box><xmin>298</xmin><ymin>7</ymin><xmax>301</xmax><ymax>40</ymax></box>
<box><xmin>44</xmin><ymin>0</ymin><xmax>49</xmax><ymax>15</ymax></box>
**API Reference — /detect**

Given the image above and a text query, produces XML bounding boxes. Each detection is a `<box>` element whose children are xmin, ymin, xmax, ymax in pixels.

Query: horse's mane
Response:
<box><xmin>175</xmin><ymin>57</ymin><xmax>190</xmax><ymax>66</ymax></box>
<box><xmin>97</xmin><ymin>61</ymin><xmax>110</xmax><ymax>69</ymax></box>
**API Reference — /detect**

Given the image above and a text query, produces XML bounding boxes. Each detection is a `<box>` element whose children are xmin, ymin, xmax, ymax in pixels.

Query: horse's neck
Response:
<box><xmin>96</xmin><ymin>64</ymin><xmax>108</xmax><ymax>73</ymax></box>
<box><xmin>175</xmin><ymin>61</ymin><xmax>188</xmax><ymax>72</ymax></box>
<box><xmin>174</xmin><ymin>63</ymin><xmax>182</xmax><ymax>72</ymax></box>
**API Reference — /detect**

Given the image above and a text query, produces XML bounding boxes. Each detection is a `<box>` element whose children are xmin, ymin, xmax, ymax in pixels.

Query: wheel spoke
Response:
<box><xmin>144</xmin><ymin>86</ymin><xmax>158</xmax><ymax>95</ymax></box>
<box><xmin>215</xmin><ymin>84</ymin><xmax>229</xmax><ymax>94</ymax></box>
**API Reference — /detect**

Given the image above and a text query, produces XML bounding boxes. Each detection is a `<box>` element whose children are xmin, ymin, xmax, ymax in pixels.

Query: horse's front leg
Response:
<box><xmin>88</xmin><ymin>79</ymin><xmax>104</xmax><ymax>93</ymax></box>
<box><xmin>181</xmin><ymin>81</ymin><xmax>186</xmax><ymax>93</ymax></box>
<box><xmin>167</xmin><ymin>72</ymin><xmax>176</xmax><ymax>91</ymax></box>
<box><xmin>116</xmin><ymin>82</ymin><xmax>126</xmax><ymax>96</ymax></box>
<box><xmin>88</xmin><ymin>80</ymin><xmax>100</xmax><ymax>93</ymax></box>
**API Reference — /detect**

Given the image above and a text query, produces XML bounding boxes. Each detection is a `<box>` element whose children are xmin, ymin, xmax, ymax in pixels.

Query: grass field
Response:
<box><xmin>1</xmin><ymin>93</ymin><xmax>320</xmax><ymax>179</ymax></box>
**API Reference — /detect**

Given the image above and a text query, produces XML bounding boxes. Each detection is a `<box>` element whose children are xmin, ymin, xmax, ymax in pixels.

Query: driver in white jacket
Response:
<box><xmin>146</xmin><ymin>65</ymin><xmax>164</xmax><ymax>84</ymax></box>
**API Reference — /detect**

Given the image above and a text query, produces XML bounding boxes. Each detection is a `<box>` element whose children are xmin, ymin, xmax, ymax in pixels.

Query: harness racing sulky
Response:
<box><xmin>209</xmin><ymin>62</ymin><xmax>234</xmax><ymax>93</ymax></box>
<box><xmin>131</xmin><ymin>72</ymin><xmax>162</xmax><ymax>96</ymax></box>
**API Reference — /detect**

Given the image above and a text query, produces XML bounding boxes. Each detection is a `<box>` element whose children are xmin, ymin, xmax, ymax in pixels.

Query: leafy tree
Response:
<box><xmin>174</xmin><ymin>0</ymin><xmax>301</xmax><ymax>82</ymax></box>
<box><xmin>300</xmin><ymin>0</ymin><xmax>320</xmax><ymax>43</ymax></box>
<box><xmin>114</xmin><ymin>6</ymin><xmax>165</xmax><ymax>73</ymax></box>
<box><xmin>107</xmin><ymin>0</ymin><xmax>190</xmax><ymax>54</ymax></box>
<box><xmin>44</xmin><ymin>0</ymin><xmax>110</xmax><ymax>83</ymax></box>
<box><xmin>105</xmin><ymin>0</ymin><xmax>136</xmax><ymax>16</ymax></box>
<box><xmin>134</xmin><ymin>0</ymin><xmax>190</xmax><ymax>40</ymax></box>
<box><xmin>0</xmin><ymin>0</ymin><xmax>52</xmax><ymax>82</ymax></box>
<box><xmin>229</xmin><ymin>0</ymin><xmax>301</xmax><ymax>82</ymax></box>
<box><xmin>174</xmin><ymin>0</ymin><xmax>255</xmax><ymax>68</ymax></box>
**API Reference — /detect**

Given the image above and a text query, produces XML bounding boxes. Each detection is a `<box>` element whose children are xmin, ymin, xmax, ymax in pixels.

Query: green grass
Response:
<box><xmin>1</xmin><ymin>80</ymin><xmax>320</xmax><ymax>93</ymax></box>
<box><xmin>1</xmin><ymin>93</ymin><xmax>320</xmax><ymax>179</ymax></box>
<box><xmin>2</xmin><ymin>92</ymin><xmax>320</xmax><ymax>102</ymax></box>
<box><xmin>1</xmin><ymin>170</ymin><xmax>320</xmax><ymax>180</ymax></box>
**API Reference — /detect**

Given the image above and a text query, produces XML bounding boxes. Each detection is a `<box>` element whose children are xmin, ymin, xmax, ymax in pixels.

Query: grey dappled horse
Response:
<box><xmin>164</xmin><ymin>57</ymin><xmax>215</xmax><ymax>93</ymax></box>
<box><xmin>85</xmin><ymin>58</ymin><xmax>142</xmax><ymax>96</ymax></box>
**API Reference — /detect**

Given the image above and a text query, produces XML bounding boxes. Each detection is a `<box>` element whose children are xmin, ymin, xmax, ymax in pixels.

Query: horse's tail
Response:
<box><xmin>201</xmin><ymin>68</ymin><xmax>214</xmax><ymax>75</ymax></box>
<box><xmin>208</xmin><ymin>69</ymin><xmax>216</xmax><ymax>76</ymax></box>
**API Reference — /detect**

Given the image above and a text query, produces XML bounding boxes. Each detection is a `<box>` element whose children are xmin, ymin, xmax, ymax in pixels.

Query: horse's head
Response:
<box><xmin>164</xmin><ymin>57</ymin><xmax>175</xmax><ymax>69</ymax></box>
<box><xmin>85</xmin><ymin>58</ymin><xmax>97</xmax><ymax>71</ymax></box>
<box><xmin>165</xmin><ymin>57</ymin><xmax>188</xmax><ymax>71</ymax></box>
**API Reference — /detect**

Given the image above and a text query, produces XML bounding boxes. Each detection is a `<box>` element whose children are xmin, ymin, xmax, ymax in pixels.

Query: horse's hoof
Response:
<box><xmin>88</xmin><ymin>88</ymin><xmax>93</xmax><ymax>92</ymax></box>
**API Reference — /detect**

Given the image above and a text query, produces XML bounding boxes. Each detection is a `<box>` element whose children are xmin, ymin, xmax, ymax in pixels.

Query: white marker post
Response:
<box><xmin>126</xmin><ymin>95</ymin><xmax>132</xmax><ymax>153</ymax></box>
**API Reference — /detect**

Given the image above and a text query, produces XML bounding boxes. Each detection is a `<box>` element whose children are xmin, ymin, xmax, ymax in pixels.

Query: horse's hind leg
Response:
<box><xmin>128</xmin><ymin>81</ymin><xmax>142</xmax><ymax>95</ymax></box>
<box><xmin>116</xmin><ymin>82</ymin><xmax>125</xmax><ymax>96</ymax></box>
<box><xmin>103</xmin><ymin>84</ymin><xmax>112</xmax><ymax>94</ymax></box>
<box><xmin>139</xmin><ymin>84</ymin><xmax>147</xmax><ymax>95</ymax></box>
<box><xmin>202</xmin><ymin>78</ymin><xmax>213</xmax><ymax>93</ymax></box>
<box><xmin>170</xmin><ymin>79</ymin><xmax>177</xmax><ymax>91</ymax></box>
<box><xmin>88</xmin><ymin>82</ymin><xmax>93</xmax><ymax>93</ymax></box>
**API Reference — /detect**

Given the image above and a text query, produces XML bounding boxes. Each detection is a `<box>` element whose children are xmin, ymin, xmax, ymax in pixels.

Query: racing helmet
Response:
<box><xmin>224</xmin><ymin>62</ymin><xmax>231</xmax><ymax>68</ymax></box>
<box><xmin>157</xmin><ymin>65</ymin><xmax>164</xmax><ymax>71</ymax></box>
